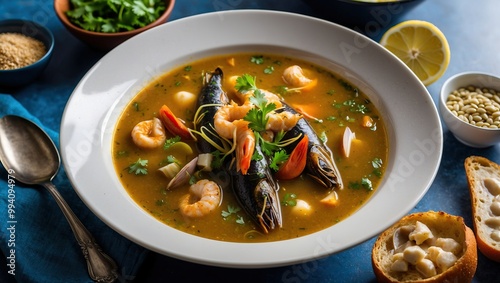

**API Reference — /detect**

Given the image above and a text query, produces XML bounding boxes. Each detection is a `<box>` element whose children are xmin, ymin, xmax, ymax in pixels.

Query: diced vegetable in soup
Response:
<box><xmin>112</xmin><ymin>53</ymin><xmax>388</xmax><ymax>242</ymax></box>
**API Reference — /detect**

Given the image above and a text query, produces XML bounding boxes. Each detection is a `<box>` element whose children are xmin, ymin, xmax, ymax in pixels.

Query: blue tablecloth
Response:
<box><xmin>1</xmin><ymin>0</ymin><xmax>499</xmax><ymax>282</ymax></box>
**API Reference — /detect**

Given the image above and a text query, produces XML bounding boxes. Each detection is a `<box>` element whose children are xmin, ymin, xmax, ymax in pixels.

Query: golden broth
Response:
<box><xmin>112</xmin><ymin>53</ymin><xmax>388</xmax><ymax>242</ymax></box>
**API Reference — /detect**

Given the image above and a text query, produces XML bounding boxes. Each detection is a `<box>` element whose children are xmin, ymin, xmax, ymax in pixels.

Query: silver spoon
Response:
<box><xmin>0</xmin><ymin>115</ymin><xmax>118</xmax><ymax>283</ymax></box>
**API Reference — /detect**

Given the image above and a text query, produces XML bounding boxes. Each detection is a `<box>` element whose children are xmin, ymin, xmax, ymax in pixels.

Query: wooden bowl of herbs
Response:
<box><xmin>54</xmin><ymin>0</ymin><xmax>175</xmax><ymax>51</ymax></box>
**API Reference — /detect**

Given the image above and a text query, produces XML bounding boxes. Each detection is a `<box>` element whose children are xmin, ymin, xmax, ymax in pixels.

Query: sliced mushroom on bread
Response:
<box><xmin>465</xmin><ymin>156</ymin><xmax>500</xmax><ymax>262</ymax></box>
<box><xmin>372</xmin><ymin>211</ymin><xmax>477</xmax><ymax>283</ymax></box>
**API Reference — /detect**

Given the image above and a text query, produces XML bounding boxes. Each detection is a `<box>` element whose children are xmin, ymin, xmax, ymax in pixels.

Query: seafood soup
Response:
<box><xmin>112</xmin><ymin>53</ymin><xmax>388</xmax><ymax>242</ymax></box>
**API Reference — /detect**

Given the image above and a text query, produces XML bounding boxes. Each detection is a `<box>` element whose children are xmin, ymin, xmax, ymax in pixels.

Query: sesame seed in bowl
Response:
<box><xmin>0</xmin><ymin>32</ymin><xmax>47</xmax><ymax>70</ymax></box>
<box><xmin>0</xmin><ymin>19</ymin><xmax>54</xmax><ymax>87</ymax></box>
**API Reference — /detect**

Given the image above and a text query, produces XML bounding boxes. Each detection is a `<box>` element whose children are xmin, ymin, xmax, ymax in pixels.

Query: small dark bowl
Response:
<box><xmin>0</xmin><ymin>19</ymin><xmax>54</xmax><ymax>87</ymax></box>
<box><xmin>303</xmin><ymin>0</ymin><xmax>425</xmax><ymax>29</ymax></box>
<box><xmin>54</xmin><ymin>0</ymin><xmax>175</xmax><ymax>51</ymax></box>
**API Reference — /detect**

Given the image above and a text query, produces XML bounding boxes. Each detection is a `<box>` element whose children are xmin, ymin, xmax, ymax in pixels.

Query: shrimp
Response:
<box><xmin>213</xmin><ymin>101</ymin><xmax>252</xmax><ymax>139</ymax></box>
<box><xmin>234</xmin><ymin>119</ymin><xmax>255</xmax><ymax>175</ymax></box>
<box><xmin>179</xmin><ymin>179</ymin><xmax>222</xmax><ymax>217</ymax></box>
<box><xmin>266</xmin><ymin>110</ymin><xmax>302</xmax><ymax>132</ymax></box>
<box><xmin>230</xmin><ymin>82</ymin><xmax>284</xmax><ymax>108</ymax></box>
<box><xmin>213</xmin><ymin>103</ymin><xmax>256</xmax><ymax>174</ymax></box>
<box><xmin>131</xmin><ymin>117</ymin><xmax>166</xmax><ymax>149</ymax></box>
<box><xmin>282</xmin><ymin>65</ymin><xmax>317</xmax><ymax>91</ymax></box>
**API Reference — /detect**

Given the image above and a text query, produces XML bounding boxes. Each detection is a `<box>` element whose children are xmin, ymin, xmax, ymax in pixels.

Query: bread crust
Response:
<box><xmin>465</xmin><ymin>156</ymin><xmax>500</xmax><ymax>262</ymax></box>
<box><xmin>371</xmin><ymin>211</ymin><xmax>477</xmax><ymax>283</ymax></box>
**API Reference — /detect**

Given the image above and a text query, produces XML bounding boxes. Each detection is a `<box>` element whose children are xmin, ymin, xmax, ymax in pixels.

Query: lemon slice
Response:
<box><xmin>380</xmin><ymin>20</ymin><xmax>450</xmax><ymax>86</ymax></box>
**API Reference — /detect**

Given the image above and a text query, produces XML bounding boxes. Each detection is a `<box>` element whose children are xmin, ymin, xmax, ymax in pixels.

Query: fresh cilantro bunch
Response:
<box><xmin>66</xmin><ymin>0</ymin><xmax>167</xmax><ymax>33</ymax></box>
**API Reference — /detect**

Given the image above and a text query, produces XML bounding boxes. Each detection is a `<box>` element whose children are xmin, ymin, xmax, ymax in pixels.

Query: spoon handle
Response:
<box><xmin>43</xmin><ymin>182</ymin><xmax>118</xmax><ymax>283</ymax></box>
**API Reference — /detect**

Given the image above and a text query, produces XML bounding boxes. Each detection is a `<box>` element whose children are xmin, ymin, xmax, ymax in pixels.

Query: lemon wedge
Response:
<box><xmin>380</xmin><ymin>20</ymin><xmax>450</xmax><ymax>86</ymax></box>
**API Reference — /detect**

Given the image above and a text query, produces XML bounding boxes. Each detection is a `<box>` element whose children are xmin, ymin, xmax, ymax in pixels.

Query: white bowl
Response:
<box><xmin>439</xmin><ymin>72</ymin><xmax>500</xmax><ymax>148</ymax></box>
<box><xmin>60</xmin><ymin>10</ymin><xmax>442</xmax><ymax>268</ymax></box>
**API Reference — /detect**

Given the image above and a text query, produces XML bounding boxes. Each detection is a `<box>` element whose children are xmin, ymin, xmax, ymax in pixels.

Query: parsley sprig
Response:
<box><xmin>234</xmin><ymin>74</ymin><xmax>258</xmax><ymax>93</ymax></box>
<box><xmin>221</xmin><ymin>204</ymin><xmax>245</xmax><ymax>224</ymax></box>
<box><xmin>244</xmin><ymin>91</ymin><xmax>277</xmax><ymax>132</ymax></box>
<box><xmin>128</xmin><ymin>158</ymin><xmax>148</xmax><ymax>175</ymax></box>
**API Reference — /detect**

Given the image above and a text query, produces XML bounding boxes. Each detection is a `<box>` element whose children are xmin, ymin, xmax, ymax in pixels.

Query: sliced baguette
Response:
<box><xmin>465</xmin><ymin>156</ymin><xmax>500</xmax><ymax>262</ymax></box>
<box><xmin>372</xmin><ymin>211</ymin><xmax>477</xmax><ymax>283</ymax></box>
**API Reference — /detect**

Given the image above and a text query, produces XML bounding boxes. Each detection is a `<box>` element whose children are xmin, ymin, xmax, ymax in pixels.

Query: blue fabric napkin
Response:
<box><xmin>0</xmin><ymin>94</ymin><xmax>149</xmax><ymax>283</ymax></box>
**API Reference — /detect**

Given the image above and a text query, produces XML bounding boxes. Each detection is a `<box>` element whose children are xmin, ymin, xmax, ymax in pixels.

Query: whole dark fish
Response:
<box><xmin>282</xmin><ymin>103</ymin><xmax>344</xmax><ymax>190</ymax></box>
<box><xmin>230</xmin><ymin>142</ymin><xmax>282</xmax><ymax>233</ymax></box>
<box><xmin>194</xmin><ymin>67</ymin><xmax>229</xmax><ymax>154</ymax></box>
<box><xmin>167</xmin><ymin>68</ymin><xmax>229</xmax><ymax>190</ymax></box>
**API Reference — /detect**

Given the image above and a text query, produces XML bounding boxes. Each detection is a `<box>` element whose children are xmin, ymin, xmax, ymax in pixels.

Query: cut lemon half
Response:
<box><xmin>380</xmin><ymin>20</ymin><xmax>450</xmax><ymax>86</ymax></box>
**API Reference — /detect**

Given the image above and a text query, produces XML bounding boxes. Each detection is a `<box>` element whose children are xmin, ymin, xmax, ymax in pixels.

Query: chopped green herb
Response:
<box><xmin>235</xmin><ymin>74</ymin><xmax>258</xmax><ymax>93</ymax></box>
<box><xmin>281</xmin><ymin>193</ymin><xmax>297</xmax><ymax>207</ymax></box>
<box><xmin>184</xmin><ymin>65</ymin><xmax>192</xmax><ymax>72</ymax></box>
<box><xmin>339</xmin><ymin>79</ymin><xmax>356</xmax><ymax>93</ymax></box>
<box><xmin>116</xmin><ymin>150</ymin><xmax>128</xmax><ymax>157</ymax></box>
<box><xmin>221</xmin><ymin>204</ymin><xmax>241</xmax><ymax>219</ymax></box>
<box><xmin>128</xmin><ymin>158</ymin><xmax>148</xmax><ymax>175</ymax></box>
<box><xmin>166</xmin><ymin>155</ymin><xmax>178</xmax><ymax>164</ymax></box>
<box><xmin>349</xmin><ymin>181</ymin><xmax>361</xmax><ymax>190</ymax></box>
<box><xmin>257</xmin><ymin>130</ymin><xmax>285</xmax><ymax>156</ymax></box>
<box><xmin>251</xmin><ymin>150</ymin><xmax>263</xmax><ymax>161</ymax></box>
<box><xmin>235</xmin><ymin>216</ymin><xmax>245</xmax><ymax>225</ymax></box>
<box><xmin>371</xmin><ymin>158</ymin><xmax>383</xmax><ymax>169</ymax></box>
<box><xmin>275</xmin><ymin>85</ymin><xmax>289</xmax><ymax>95</ymax></box>
<box><xmin>343</xmin><ymin>100</ymin><xmax>355</xmax><ymax>107</ymax></box>
<box><xmin>349</xmin><ymin>177</ymin><xmax>374</xmax><ymax>191</ymax></box>
<box><xmin>250</xmin><ymin>55</ymin><xmax>264</xmax><ymax>65</ymax></box>
<box><xmin>372</xmin><ymin>158</ymin><xmax>383</xmax><ymax>177</ymax></box>
<box><xmin>133</xmin><ymin>102</ymin><xmax>140</xmax><ymax>111</ymax></box>
<box><xmin>319</xmin><ymin>131</ymin><xmax>328</xmax><ymax>143</ymax></box>
<box><xmin>327</xmin><ymin>90</ymin><xmax>336</xmax><ymax>95</ymax></box>
<box><xmin>269</xmin><ymin>150</ymin><xmax>289</xmax><ymax>171</ymax></box>
<box><xmin>353</xmin><ymin>104</ymin><xmax>369</xmax><ymax>114</ymax></box>
<box><xmin>361</xmin><ymin>177</ymin><xmax>373</xmax><ymax>190</ymax></box>
<box><xmin>264</xmin><ymin>66</ymin><xmax>274</xmax><ymax>74</ymax></box>
<box><xmin>163</xmin><ymin>136</ymin><xmax>181</xmax><ymax>150</ymax></box>
<box><xmin>210</xmin><ymin>150</ymin><xmax>224</xmax><ymax>169</ymax></box>
<box><xmin>189</xmin><ymin>175</ymin><xmax>197</xmax><ymax>185</ymax></box>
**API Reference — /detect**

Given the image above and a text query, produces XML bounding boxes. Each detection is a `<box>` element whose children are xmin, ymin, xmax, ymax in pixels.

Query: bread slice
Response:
<box><xmin>465</xmin><ymin>156</ymin><xmax>500</xmax><ymax>262</ymax></box>
<box><xmin>372</xmin><ymin>211</ymin><xmax>477</xmax><ymax>283</ymax></box>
